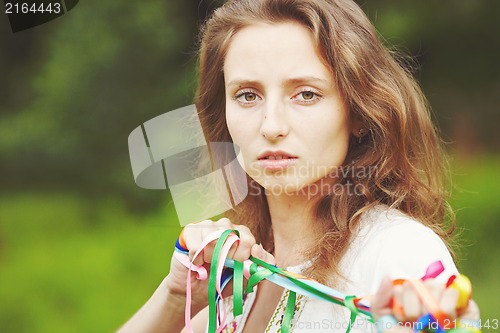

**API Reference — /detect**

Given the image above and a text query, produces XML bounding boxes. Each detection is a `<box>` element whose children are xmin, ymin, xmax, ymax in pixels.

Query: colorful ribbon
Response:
<box><xmin>173</xmin><ymin>228</ymin><xmax>476</xmax><ymax>333</ymax></box>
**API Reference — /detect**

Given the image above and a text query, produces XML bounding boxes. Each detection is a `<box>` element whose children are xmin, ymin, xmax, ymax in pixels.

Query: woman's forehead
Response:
<box><xmin>223</xmin><ymin>21</ymin><xmax>333</xmax><ymax>85</ymax></box>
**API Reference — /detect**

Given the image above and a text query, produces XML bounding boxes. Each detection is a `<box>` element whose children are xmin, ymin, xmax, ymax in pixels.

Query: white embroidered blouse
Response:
<box><xmin>213</xmin><ymin>205</ymin><xmax>458</xmax><ymax>333</ymax></box>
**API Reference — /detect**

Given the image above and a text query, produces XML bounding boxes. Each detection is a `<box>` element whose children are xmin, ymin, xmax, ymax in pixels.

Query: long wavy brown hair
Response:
<box><xmin>195</xmin><ymin>0</ymin><xmax>455</xmax><ymax>284</ymax></box>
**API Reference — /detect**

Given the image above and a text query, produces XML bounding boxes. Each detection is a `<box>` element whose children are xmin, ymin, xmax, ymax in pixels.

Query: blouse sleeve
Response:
<box><xmin>354</xmin><ymin>211</ymin><xmax>458</xmax><ymax>295</ymax></box>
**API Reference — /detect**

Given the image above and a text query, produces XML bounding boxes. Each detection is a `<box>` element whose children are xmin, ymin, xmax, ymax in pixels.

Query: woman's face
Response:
<box><xmin>224</xmin><ymin>21</ymin><xmax>351</xmax><ymax>195</ymax></box>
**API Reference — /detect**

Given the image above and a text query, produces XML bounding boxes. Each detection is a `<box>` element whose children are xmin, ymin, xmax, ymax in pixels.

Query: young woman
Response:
<box><xmin>119</xmin><ymin>0</ymin><xmax>480</xmax><ymax>332</ymax></box>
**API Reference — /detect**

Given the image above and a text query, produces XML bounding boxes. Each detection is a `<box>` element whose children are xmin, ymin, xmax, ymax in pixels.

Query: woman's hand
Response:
<box><xmin>371</xmin><ymin>277</ymin><xmax>480</xmax><ymax>333</ymax></box>
<box><xmin>118</xmin><ymin>218</ymin><xmax>276</xmax><ymax>333</ymax></box>
<box><xmin>164</xmin><ymin>218</ymin><xmax>275</xmax><ymax>313</ymax></box>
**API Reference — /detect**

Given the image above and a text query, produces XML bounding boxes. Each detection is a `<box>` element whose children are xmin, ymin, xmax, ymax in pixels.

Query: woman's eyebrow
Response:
<box><xmin>226</xmin><ymin>76</ymin><xmax>330</xmax><ymax>89</ymax></box>
<box><xmin>226</xmin><ymin>79</ymin><xmax>263</xmax><ymax>89</ymax></box>
<box><xmin>284</xmin><ymin>76</ymin><xmax>330</xmax><ymax>86</ymax></box>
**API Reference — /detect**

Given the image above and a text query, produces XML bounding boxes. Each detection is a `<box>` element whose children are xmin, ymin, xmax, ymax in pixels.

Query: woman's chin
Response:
<box><xmin>256</xmin><ymin>180</ymin><xmax>313</xmax><ymax>197</ymax></box>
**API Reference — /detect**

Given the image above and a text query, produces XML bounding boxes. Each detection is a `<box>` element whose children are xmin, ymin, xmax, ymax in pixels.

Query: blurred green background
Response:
<box><xmin>0</xmin><ymin>1</ymin><xmax>498</xmax><ymax>332</ymax></box>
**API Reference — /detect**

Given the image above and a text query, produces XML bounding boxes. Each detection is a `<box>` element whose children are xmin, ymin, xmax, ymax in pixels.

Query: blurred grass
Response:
<box><xmin>0</xmin><ymin>155</ymin><xmax>499</xmax><ymax>332</ymax></box>
<box><xmin>449</xmin><ymin>155</ymin><xmax>500</xmax><ymax>323</ymax></box>
<box><xmin>0</xmin><ymin>193</ymin><xmax>181</xmax><ymax>333</ymax></box>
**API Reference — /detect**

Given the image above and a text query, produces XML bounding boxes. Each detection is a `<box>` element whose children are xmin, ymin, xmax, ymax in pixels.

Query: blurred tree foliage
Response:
<box><xmin>0</xmin><ymin>0</ymin><xmax>223</xmax><ymax>211</ymax></box>
<box><xmin>0</xmin><ymin>0</ymin><xmax>498</xmax><ymax>204</ymax></box>
<box><xmin>358</xmin><ymin>0</ymin><xmax>500</xmax><ymax>156</ymax></box>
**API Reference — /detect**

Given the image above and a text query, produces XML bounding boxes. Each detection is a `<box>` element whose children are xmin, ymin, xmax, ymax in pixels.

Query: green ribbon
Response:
<box><xmin>208</xmin><ymin>229</ymin><xmax>238</xmax><ymax>333</ymax></box>
<box><xmin>245</xmin><ymin>268</ymin><xmax>277</xmax><ymax>293</ymax></box>
<box><xmin>281</xmin><ymin>291</ymin><xmax>297</xmax><ymax>333</ymax></box>
<box><xmin>232</xmin><ymin>260</ymin><xmax>244</xmax><ymax>317</ymax></box>
<box><xmin>344</xmin><ymin>295</ymin><xmax>360</xmax><ymax>333</ymax></box>
<box><xmin>250</xmin><ymin>257</ymin><xmax>373</xmax><ymax>321</ymax></box>
<box><xmin>206</xmin><ymin>231</ymin><xmax>372</xmax><ymax>333</ymax></box>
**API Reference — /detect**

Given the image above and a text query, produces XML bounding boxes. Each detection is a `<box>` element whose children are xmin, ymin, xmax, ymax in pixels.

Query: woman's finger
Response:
<box><xmin>393</xmin><ymin>284</ymin><xmax>405</xmax><ymax>322</ymax></box>
<box><xmin>250</xmin><ymin>243</ymin><xmax>276</xmax><ymax>265</ymax></box>
<box><xmin>402</xmin><ymin>281</ymin><xmax>422</xmax><ymax>321</ymax></box>
<box><xmin>459</xmin><ymin>299</ymin><xmax>480</xmax><ymax>321</ymax></box>
<box><xmin>440</xmin><ymin>287</ymin><xmax>459</xmax><ymax>319</ymax></box>
<box><xmin>183</xmin><ymin>223</ymin><xmax>205</xmax><ymax>265</ymax></box>
<box><xmin>371</xmin><ymin>276</ymin><xmax>394</xmax><ymax>318</ymax></box>
<box><xmin>202</xmin><ymin>240</ymin><xmax>216</xmax><ymax>264</ymax></box>
<box><xmin>422</xmin><ymin>280</ymin><xmax>444</xmax><ymax>316</ymax></box>
<box><xmin>183</xmin><ymin>220</ymin><xmax>222</xmax><ymax>265</ymax></box>
<box><xmin>231</xmin><ymin>224</ymin><xmax>256</xmax><ymax>262</ymax></box>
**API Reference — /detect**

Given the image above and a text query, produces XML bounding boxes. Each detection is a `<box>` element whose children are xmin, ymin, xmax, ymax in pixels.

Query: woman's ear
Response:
<box><xmin>350</xmin><ymin>116</ymin><xmax>364</xmax><ymax>138</ymax></box>
<box><xmin>350</xmin><ymin>115</ymin><xmax>369</xmax><ymax>144</ymax></box>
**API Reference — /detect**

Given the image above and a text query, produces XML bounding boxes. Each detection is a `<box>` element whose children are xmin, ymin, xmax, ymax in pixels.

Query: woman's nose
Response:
<box><xmin>259</xmin><ymin>100</ymin><xmax>289</xmax><ymax>141</ymax></box>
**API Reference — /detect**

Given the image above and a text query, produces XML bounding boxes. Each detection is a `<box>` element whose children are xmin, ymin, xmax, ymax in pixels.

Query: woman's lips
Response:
<box><xmin>257</xmin><ymin>156</ymin><xmax>298</xmax><ymax>171</ymax></box>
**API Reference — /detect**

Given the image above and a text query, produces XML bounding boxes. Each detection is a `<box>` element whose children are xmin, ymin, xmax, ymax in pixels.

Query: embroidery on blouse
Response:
<box><xmin>265</xmin><ymin>290</ymin><xmax>307</xmax><ymax>333</ymax></box>
<box><xmin>221</xmin><ymin>293</ymin><xmax>249</xmax><ymax>333</ymax></box>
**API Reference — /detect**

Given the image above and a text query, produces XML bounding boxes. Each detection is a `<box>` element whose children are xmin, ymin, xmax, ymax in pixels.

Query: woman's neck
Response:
<box><xmin>265</xmin><ymin>191</ymin><xmax>318</xmax><ymax>268</ymax></box>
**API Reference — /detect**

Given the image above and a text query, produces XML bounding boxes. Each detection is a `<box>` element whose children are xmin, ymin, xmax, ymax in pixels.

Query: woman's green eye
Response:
<box><xmin>245</xmin><ymin>93</ymin><xmax>257</xmax><ymax>101</ymax></box>
<box><xmin>301</xmin><ymin>91</ymin><xmax>314</xmax><ymax>100</ymax></box>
